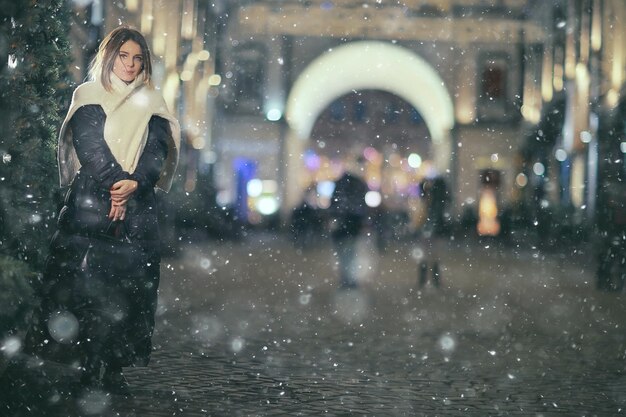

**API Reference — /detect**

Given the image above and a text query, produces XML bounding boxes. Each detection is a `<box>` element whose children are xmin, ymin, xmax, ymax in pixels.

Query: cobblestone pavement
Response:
<box><xmin>3</xmin><ymin>232</ymin><xmax>626</xmax><ymax>416</ymax></box>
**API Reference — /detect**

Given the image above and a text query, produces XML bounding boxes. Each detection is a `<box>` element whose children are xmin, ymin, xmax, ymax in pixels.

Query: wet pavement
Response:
<box><xmin>2</xmin><ymin>231</ymin><xmax>626</xmax><ymax>416</ymax></box>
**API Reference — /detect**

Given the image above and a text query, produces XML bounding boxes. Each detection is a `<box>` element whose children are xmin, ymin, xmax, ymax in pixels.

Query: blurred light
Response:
<box><xmin>541</xmin><ymin>50</ymin><xmax>553</xmax><ymax>102</ymax></box>
<box><xmin>29</xmin><ymin>213</ymin><xmax>43</xmax><ymax>224</ymax></box>
<box><xmin>266</xmin><ymin>108</ymin><xmax>282</xmax><ymax>121</ymax></box>
<box><xmin>125</xmin><ymin>0</ymin><xmax>138</xmax><ymax>12</ymax></box>
<box><xmin>364</xmin><ymin>191</ymin><xmax>381</xmax><ymax>208</ymax></box>
<box><xmin>555</xmin><ymin>148</ymin><xmax>568</xmax><ymax>162</ymax></box>
<box><xmin>407</xmin><ymin>153</ymin><xmax>422</xmax><ymax>168</ymax></box>
<box><xmin>590</xmin><ymin>112</ymin><xmax>599</xmax><ymax>131</ymax></box>
<box><xmin>141</xmin><ymin>0</ymin><xmax>154</xmax><ymax>34</ymax></box>
<box><xmin>553</xmin><ymin>64</ymin><xmax>564</xmax><ymax>92</ymax></box>
<box><xmin>1</xmin><ymin>336</ymin><xmax>21</xmax><ymax>357</ymax></box>
<box><xmin>180</xmin><ymin>70</ymin><xmax>193</xmax><ymax>82</ymax></box>
<box><xmin>197</xmin><ymin>50</ymin><xmax>210</xmax><ymax>61</ymax></box>
<box><xmin>216</xmin><ymin>190</ymin><xmax>231</xmax><ymax>207</ymax></box>
<box><xmin>317</xmin><ymin>180</ymin><xmax>335</xmax><ymax>198</ymax></box>
<box><xmin>477</xmin><ymin>188</ymin><xmax>500</xmax><ymax>236</ymax></box>
<box><xmin>515</xmin><ymin>173</ymin><xmax>528</xmax><ymax>188</ymax></box>
<box><xmin>456</xmin><ymin>96</ymin><xmax>475</xmax><ymax>125</ymax></box>
<box><xmin>411</xmin><ymin>247</ymin><xmax>424</xmax><ymax>262</ymax></box>
<box><xmin>262</xmin><ymin>180</ymin><xmax>278</xmax><ymax>194</ymax></box>
<box><xmin>533</xmin><ymin>162</ymin><xmax>545</xmax><ymax>176</ymax></box>
<box><xmin>388</xmin><ymin>153</ymin><xmax>401</xmax><ymax>168</ymax></box>
<box><xmin>184</xmin><ymin>52</ymin><xmax>198</xmax><ymax>70</ymax></box>
<box><xmin>299</xmin><ymin>294</ymin><xmax>312</xmax><ymax>305</ymax></box>
<box><xmin>202</xmin><ymin>151</ymin><xmax>217</xmax><ymax>164</ymax></box>
<box><xmin>47</xmin><ymin>311</ymin><xmax>79</xmax><ymax>344</ymax></box>
<box><xmin>580</xmin><ymin>130</ymin><xmax>592</xmax><ymax>144</ymax></box>
<box><xmin>438</xmin><ymin>334</ymin><xmax>456</xmax><ymax>353</ymax></box>
<box><xmin>490</xmin><ymin>153</ymin><xmax>499</xmax><ymax>163</ymax></box>
<box><xmin>367</xmin><ymin>177</ymin><xmax>381</xmax><ymax>190</ymax></box>
<box><xmin>247</xmin><ymin>179</ymin><xmax>263</xmax><ymax>197</ymax></box>
<box><xmin>230</xmin><ymin>337</ymin><xmax>245</xmax><ymax>353</ymax></box>
<box><xmin>163</xmin><ymin>72</ymin><xmax>180</xmax><ymax>113</ymax></box>
<box><xmin>318</xmin><ymin>198</ymin><xmax>331</xmax><ymax>209</ymax></box>
<box><xmin>606</xmin><ymin>89</ymin><xmax>618</xmax><ymax>108</ymax></box>
<box><xmin>257</xmin><ymin>196</ymin><xmax>279</xmax><ymax>215</ymax></box>
<box><xmin>181</xmin><ymin>0</ymin><xmax>196</xmax><ymax>40</ymax></box>
<box><xmin>200</xmin><ymin>257</ymin><xmax>211</xmax><ymax>270</ymax></box>
<box><xmin>621</xmin><ymin>142</ymin><xmax>626</xmax><ymax>154</ymax></box>
<box><xmin>208</xmin><ymin>74</ymin><xmax>222</xmax><ymax>86</ymax></box>
<box><xmin>591</xmin><ymin>0</ymin><xmax>602</xmax><ymax>51</ymax></box>
<box><xmin>521</xmin><ymin>104</ymin><xmax>540</xmax><ymax>124</ymax></box>
<box><xmin>7</xmin><ymin>54</ymin><xmax>17</xmax><ymax>69</ymax></box>
<box><xmin>191</xmin><ymin>136</ymin><xmax>205</xmax><ymax>150</ymax></box>
<box><xmin>304</xmin><ymin>150</ymin><xmax>321</xmax><ymax>171</ymax></box>
<box><xmin>363</xmin><ymin>146</ymin><xmax>378</xmax><ymax>162</ymax></box>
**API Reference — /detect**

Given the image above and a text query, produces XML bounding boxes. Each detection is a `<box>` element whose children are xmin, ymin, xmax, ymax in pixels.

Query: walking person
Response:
<box><xmin>24</xmin><ymin>26</ymin><xmax>180</xmax><ymax>395</ymax></box>
<box><xmin>418</xmin><ymin>176</ymin><xmax>448</xmax><ymax>289</ymax></box>
<box><xmin>329</xmin><ymin>157</ymin><xmax>369</xmax><ymax>289</ymax></box>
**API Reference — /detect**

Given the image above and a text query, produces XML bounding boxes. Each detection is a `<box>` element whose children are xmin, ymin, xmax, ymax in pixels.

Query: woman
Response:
<box><xmin>25</xmin><ymin>26</ymin><xmax>180</xmax><ymax>394</ymax></box>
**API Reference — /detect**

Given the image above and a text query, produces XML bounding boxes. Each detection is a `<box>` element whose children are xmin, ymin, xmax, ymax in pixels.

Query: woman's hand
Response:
<box><xmin>110</xmin><ymin>179</ymin><xmax>138</xmax><ymax>206</ymax></box>
<box><xmin>109</xmin><ymin>179</ymin><xmax>137</xmax><ymax>221</ymax></box>
<box><xmin>109</xmin><ymin>202</ymin><xmax>127</xmax><ymax>221</ymax></box>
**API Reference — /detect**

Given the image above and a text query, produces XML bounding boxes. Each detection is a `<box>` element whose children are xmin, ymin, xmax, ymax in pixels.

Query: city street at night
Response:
<box><xmin>13</xmin><ymin>231</ymin><xmax>619</xmax><ymax>416</ymax></box>
<box><xmin>1</xmin><ymin>1</ymin><xmax>626</xmax><ymax>416</ymax></box>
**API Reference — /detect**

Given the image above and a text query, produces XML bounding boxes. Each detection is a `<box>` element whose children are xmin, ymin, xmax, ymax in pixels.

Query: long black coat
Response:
<box><xmin>26</xmin><ymin>105</ymin><xmax>170</xmax><ymax>367</ymax></box>
<box><xmin>330</xmin><ymin>172</ymin><xmax>369</xmax><ymax>240</ymax></box>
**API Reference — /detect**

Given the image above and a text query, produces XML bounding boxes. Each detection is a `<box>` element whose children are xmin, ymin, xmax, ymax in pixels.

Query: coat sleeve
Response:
<box><xmin>130</xmin><ymin>116</ymin><xmax>170</xmax><ymax>193</ymax></box>
<box><xmin>69</xmin><ymin>105</ymin><xmax>130</xmax><ymax>189</ymax></box>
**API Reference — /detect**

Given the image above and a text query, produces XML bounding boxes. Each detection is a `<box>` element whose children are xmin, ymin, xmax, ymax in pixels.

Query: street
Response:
<box><xmin>100</xmin><ymin>231</ymin><xmax>626</xmax><ymax>416</ymax></box>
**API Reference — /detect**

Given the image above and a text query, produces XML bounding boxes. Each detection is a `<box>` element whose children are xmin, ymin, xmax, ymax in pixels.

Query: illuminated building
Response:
<box><xmin>66</xmin><ymin>0</ymin><xmax>625</xmax><ymax>233</ymax></box>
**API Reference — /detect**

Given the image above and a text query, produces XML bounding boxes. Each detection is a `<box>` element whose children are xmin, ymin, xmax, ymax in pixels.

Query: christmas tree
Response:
<box><xmin>0</xmin><ymin>0</ymin><xmax>72</xmax><ymax>333</ymax></box>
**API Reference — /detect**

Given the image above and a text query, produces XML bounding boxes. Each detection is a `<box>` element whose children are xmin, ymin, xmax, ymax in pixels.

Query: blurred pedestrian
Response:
<box><xmin>418</xmin><ymin>176</ymin><xmax>449</xmax><ymax>288</ymax></box>
<box><xmin>329</xmin><ymin>157</ymin><xmax>369</xmax><ymax>288</ymax></box>
<box><xmin>290</xmin><ymin>185</ymin><xmax>321</xmax><ymax>249</ymax></box>
<box><xmin>24</xmin><ymin>26</ymin><xmax>180</xmax><ymax>395</ymax></box>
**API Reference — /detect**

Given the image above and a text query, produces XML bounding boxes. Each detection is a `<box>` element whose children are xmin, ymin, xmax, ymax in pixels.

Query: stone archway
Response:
<box><xmin>283</xmin><ymin>41</ymin><xmax>455</xmax><ymax>209</ymax></box>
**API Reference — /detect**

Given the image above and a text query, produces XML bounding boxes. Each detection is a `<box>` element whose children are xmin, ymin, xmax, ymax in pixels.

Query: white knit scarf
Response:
<box><xmin>58</xmin><ymin>73</ymin><xmax>180</xmax><ymax>192</ymax></box>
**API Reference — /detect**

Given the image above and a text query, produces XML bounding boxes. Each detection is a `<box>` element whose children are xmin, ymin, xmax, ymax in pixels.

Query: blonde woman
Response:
<box><xmin>25</xmin><ymin>26</ymin><xmax>180</xmax><ymax>395</ymax></box>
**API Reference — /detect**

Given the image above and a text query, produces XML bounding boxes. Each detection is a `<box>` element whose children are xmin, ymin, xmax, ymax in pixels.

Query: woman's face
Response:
<box><xmin>112</xmin><ymin>40</ymin><xmax>144</xmax><ymax>83</ymax></box>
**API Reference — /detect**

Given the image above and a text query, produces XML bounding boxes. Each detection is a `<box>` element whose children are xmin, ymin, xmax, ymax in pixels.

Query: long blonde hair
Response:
<box><xmin>88</xmin><ymin>26</ymin><xmax>153</xmax><ymax>91</ymax></box>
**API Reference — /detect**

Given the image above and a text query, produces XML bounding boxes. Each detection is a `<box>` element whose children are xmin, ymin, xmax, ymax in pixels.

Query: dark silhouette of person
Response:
<box><xmin>290</xmin><ymin>185</ymin><xmax>321</xmax><ymax>249</ymax></box>
<box><xmin>418</xmin><ymin>176</ymin><xmax>449</xmax><ymax>288</ymax></box>
<box><xmin>329</xmin><ymin>159</ymin><xmax>369</xmax><ymax>288</ymax></box>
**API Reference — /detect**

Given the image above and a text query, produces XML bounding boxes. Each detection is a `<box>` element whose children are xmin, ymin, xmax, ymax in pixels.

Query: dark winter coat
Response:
<box><xmin>25</xmin><ymin>105</ymin><xmax>170</xmax><ymax>367</ymax></box>
<box><xmin>330</xmin><ymin>172</ymin><xmax>369</xmax><ymax>240</ymax></box>
<box><xmin>58</xmin><ymin>105</ymin><xmax>168</xmax><ymax>240</ymax></box>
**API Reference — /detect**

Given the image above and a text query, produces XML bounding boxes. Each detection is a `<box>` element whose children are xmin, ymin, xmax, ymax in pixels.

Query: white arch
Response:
<box><xmin>285</xmin><ymin>41</ymin><xmax>455</xmax><ymax>171</ymax></box>
<box><xmin>281</xmin><ymin>41</ymin><xmax>456</xmax><ymax>211</ymax></box>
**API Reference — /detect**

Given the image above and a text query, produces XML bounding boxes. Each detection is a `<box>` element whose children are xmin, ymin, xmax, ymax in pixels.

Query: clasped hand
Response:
<box><xmin>108</xmin><ymin>179</ymin><xmax>138</xmax><ymax>221</ymax></box>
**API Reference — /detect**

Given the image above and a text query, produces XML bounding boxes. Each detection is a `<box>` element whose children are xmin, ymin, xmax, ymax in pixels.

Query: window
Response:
<box><xmin>477</xmin><ymin>53</ymin><xmax>516</xmax><ymax>122</ymax></box>
<box><xmin>482</xmin><ymin>64</ymin><xmax>506</xmax><ymax>101</ymax></box>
